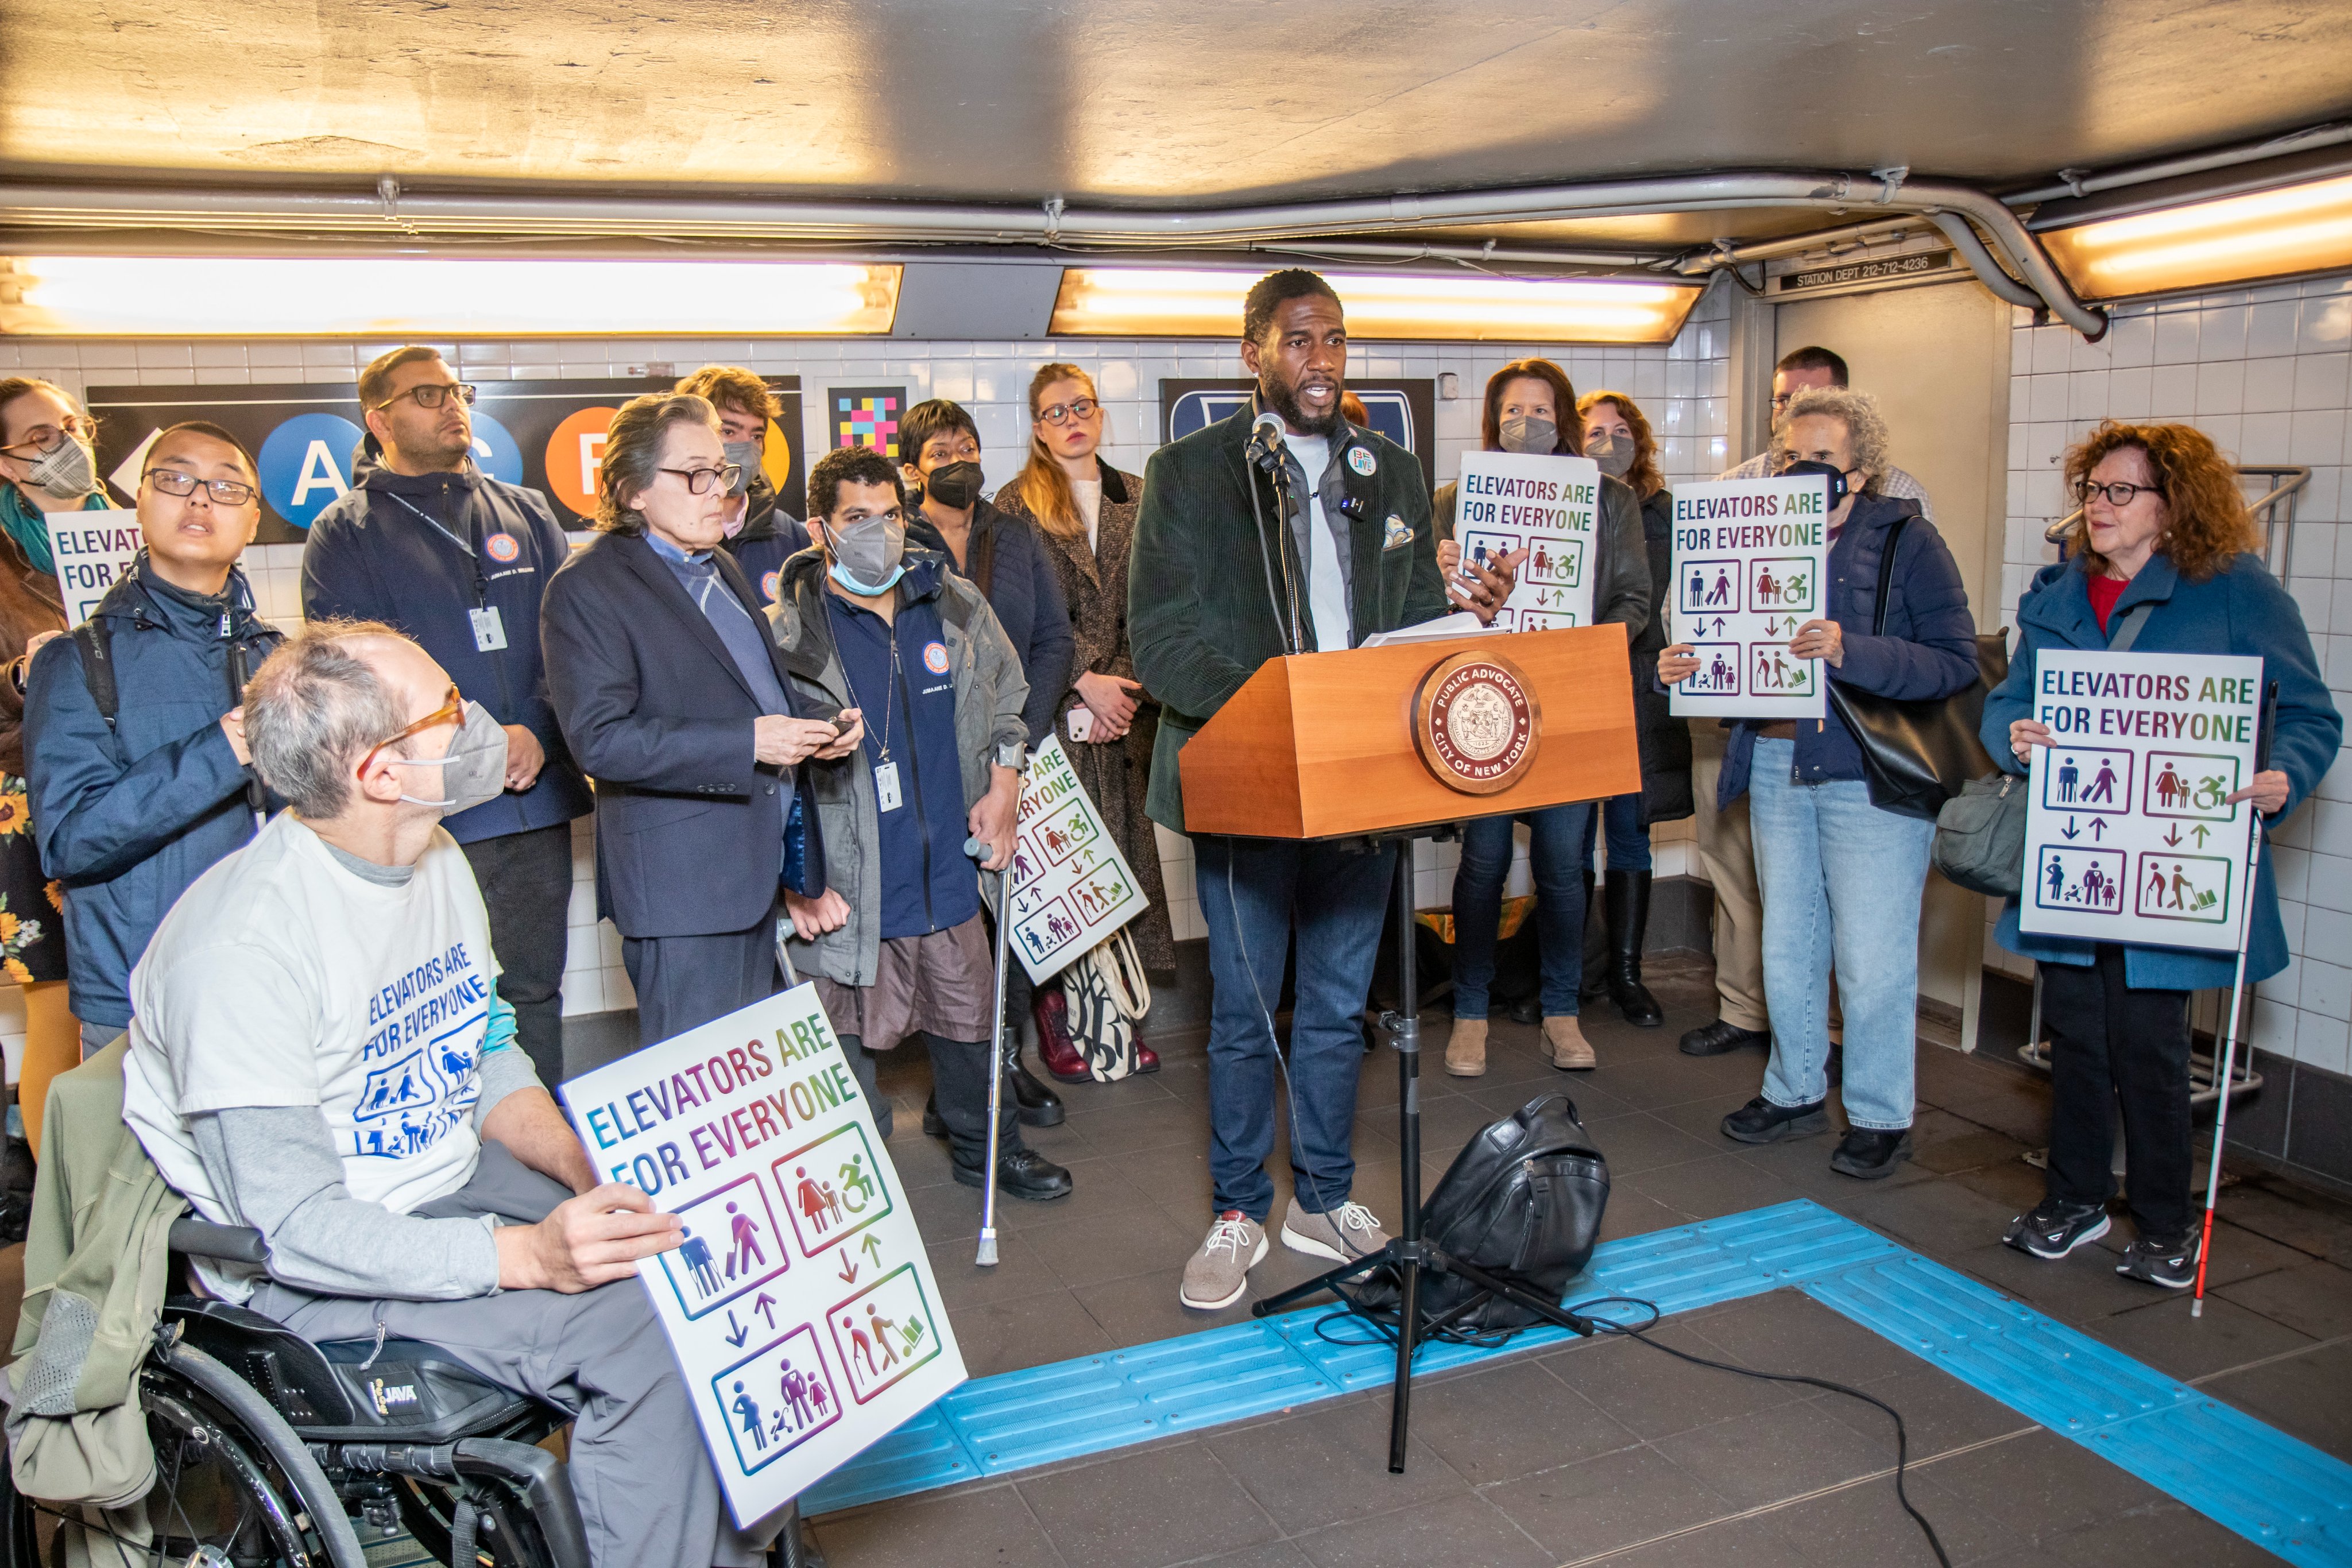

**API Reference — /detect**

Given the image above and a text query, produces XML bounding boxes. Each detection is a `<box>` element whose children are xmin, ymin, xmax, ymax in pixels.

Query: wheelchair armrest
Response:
<box><xmin>169</xmin><ymin>1218</ymin><xmax>270</xmax><ymax>1265</ymax></box>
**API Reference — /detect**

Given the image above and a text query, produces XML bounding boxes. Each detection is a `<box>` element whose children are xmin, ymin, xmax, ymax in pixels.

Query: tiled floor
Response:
<box><xmin>804</xmin><ymin>954</ymin><xmax>2352</xmax><ymax>1567</ymax></box>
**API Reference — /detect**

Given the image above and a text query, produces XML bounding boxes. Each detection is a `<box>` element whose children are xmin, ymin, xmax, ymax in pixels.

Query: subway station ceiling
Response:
<box><xmin>5</xmin><ymin>1</ymin><xmax>2347</xmax><ymax>206</ymax></box>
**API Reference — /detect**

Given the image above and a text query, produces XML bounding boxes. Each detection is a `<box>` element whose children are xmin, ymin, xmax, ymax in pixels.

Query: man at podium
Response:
<box><xmin>1129</xmin><ymin>270</ymin><xmax>1520</xmax><ymax>1311</ymax></box>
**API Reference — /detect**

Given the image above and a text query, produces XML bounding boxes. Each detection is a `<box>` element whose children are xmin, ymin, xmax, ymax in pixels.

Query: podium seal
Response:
<box><xmin>1411</xmin><ymin>650</ymin><xmax>1541</xmax><ymax>795</ymax></box>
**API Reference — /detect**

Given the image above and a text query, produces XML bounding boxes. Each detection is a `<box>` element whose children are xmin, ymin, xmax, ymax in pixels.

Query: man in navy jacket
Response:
<box><xmin>303</xmin><ymin>347</ymin><xmax>592</xmax><ymax>1087</ymax></box>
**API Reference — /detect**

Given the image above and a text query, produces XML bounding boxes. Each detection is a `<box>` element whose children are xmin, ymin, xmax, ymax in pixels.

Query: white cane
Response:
<box><xmin>965</xmin><ymin>837</ymin><xmax>1015</xmax><ymax>1268</ymax></box>
<box><xmin>2192</xmin><ymin>680</ymin><xmax>2278</xmax><ymax>1318</ymax></box>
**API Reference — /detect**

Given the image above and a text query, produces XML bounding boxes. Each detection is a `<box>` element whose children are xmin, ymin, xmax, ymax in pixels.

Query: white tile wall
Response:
<box><xmin>1994</xmin><ymin>276</ymin><xmax>2352</xmax><ymax>1076</ymax></box>
<box><xmin>0</xmin><ymin>289</ymin><xmax>1731</xmax><ymax>1058</ymax></box>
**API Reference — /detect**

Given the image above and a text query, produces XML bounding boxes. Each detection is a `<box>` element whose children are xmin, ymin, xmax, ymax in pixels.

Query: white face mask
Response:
<box><xmin>385</xmin><ymin>701</ymin><xmax>509</xmax><ymax>815</ymax></box>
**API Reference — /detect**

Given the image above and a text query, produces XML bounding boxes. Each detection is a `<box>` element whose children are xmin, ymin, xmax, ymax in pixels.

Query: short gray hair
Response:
<box><xmin>1772</xmin><ymin>386</ymin><xmax>1893</xmax><ymax>493</ymax></box>
<box><xmin>245</xmin><ymin>620</ymin><xmax>411</xmax><ymax>819</ymax></box>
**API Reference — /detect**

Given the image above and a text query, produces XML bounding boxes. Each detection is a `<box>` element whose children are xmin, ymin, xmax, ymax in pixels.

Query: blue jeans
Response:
<box><xmin>1748</xmin><ymin>738</ymin><xmax>1933</xmax><ymax>1131</ymax></box>
<box><xmin>1452</xmin><ymin>802</ymin><xmax>1592</xmax><ymax>1019</ymax></box>
<box><xmin>1580</xmin><ymin>793</ymin><xmax>1652</xmax><ymax>873</ymax></box>
<box><xmin>1194</xmin><ymin>833</ymin><xmax>1395</xmax><ymax>1222</ymax></box>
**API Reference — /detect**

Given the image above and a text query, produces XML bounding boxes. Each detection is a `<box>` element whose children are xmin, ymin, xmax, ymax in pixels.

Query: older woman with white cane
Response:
<box><xmin>1982</xmin><ymin>421</ymin><xmax>2339</xmax><ymax>1290</ymax></box>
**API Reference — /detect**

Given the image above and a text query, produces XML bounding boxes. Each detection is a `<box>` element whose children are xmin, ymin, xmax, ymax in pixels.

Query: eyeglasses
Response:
<box><xmin>358</xmin><ymin>684</ymin><xmax>464</xmax><ymax>777</ymax></box>
<box><xmin>1038</xmin><ymin>397</ymin><xmax>1100</xmax><ymax>426</ymax></box>
<box><xmin>372</xmin><ymin>382</ymin><xmax>478</xmax><ymax>413</ymax></box>
<box><xmin>145</xmin><ymin>468</ymin><xmax>258</xmax><ymax>506</ymax></box>
<box><xmin>2076</xmin><ymin>479</ymin><xmax>2160</xmax><ymax>508</ymax></box>
<box><xmin>660</xmin><ymin>464</ymin><xmax>744</xmax><ymax>495</ymax></box>
<box><xmin>0</xmin><ymin>414</ymin><xmax>97</xmax><ymax>458</ymax></box>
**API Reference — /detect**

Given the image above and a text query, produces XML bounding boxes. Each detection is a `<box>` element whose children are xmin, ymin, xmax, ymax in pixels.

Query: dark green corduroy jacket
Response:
<box><xmin>1128</xmin><ymin>405</ymin><xmax>1448</xmax><ymax>831</ymax></box>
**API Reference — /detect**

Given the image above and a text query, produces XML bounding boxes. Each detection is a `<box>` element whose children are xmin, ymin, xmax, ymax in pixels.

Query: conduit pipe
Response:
<box><xmin>2004</xmin><ymin>121</ymin><xmax>2352</xmax><ymax>206</ymax></box>
<box><xmin>0</xmin><ymin>166</ymin><xmax>2109</xmax><ymax>336</ymax></box>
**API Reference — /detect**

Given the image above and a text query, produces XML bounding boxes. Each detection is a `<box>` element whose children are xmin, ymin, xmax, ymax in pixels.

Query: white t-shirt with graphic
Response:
<box><xmin>124</xmin><ymin>812</ymin><xmax>498</xmax><ymax>1222</ymax></box>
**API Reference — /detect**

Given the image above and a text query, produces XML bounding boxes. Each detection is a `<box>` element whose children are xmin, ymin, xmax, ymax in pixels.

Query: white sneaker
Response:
<box><xmin>1179</xmin><ymin>1210</ymin><xmax>1267</xmax><ymax>1310</ymax></box>
<box><xmin>1279</xmin><ymin>1197</ymin><xmax>1390</xmax><ymax>1263</ymax></box>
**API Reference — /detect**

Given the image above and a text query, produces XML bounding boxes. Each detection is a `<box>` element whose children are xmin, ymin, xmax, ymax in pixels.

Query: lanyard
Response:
<box><xmin>386</xmin><ymin>489</ymin><xmax>490</xmax><ymax>608</ymax></box>
<box><xmin>835</xmin><ymin>618</ymin><xmax>899</xmax><ymax>765</ymax></box>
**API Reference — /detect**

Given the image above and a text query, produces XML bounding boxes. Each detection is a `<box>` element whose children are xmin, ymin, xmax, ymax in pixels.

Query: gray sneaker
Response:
<box><xmin>1280</xmin><ymin>1197</ymin><xmax>1390</xmax><ymax>1263</ymax></box>
<box><xmin>1179</xmin><ymin>1210</ymin><xmax>1267</xmax><ymax>1310</ymax></box>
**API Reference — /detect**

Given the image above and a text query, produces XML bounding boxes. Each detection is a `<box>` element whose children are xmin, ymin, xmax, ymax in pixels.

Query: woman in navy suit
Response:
<box><xmin>542</xmin><ymin>394</ymin><xmax>862</xmax><ymax>1044</ymax></box>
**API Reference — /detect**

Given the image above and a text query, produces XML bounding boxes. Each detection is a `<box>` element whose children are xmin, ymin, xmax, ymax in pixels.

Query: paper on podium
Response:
<box><xmin>1360</xmin><ymin>612</ymin><xmax>1488</xmax><ymax>648</ymax></box>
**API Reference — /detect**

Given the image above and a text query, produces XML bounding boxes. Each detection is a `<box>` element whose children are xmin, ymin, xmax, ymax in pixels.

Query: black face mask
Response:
<box><xmin>923</xmin><ymin>460</ymin><xmax>985</xmax><ymax>510</ymax></box>
<box><xmin>1781</xmin><ymin>459</ymin><xmax>1850</xmax><ymax>507</ymax></box>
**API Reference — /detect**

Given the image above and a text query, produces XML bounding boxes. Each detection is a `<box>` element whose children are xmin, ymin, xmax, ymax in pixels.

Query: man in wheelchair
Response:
<box><xmin>117</xmin><ymin>620</ymin><xmax>779</xmax><ymax>1568</ymax></box>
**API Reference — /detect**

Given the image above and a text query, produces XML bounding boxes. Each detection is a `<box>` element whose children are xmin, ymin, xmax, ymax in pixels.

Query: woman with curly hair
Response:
<box><xmin>1660</xmin><ymin>386</ymin><xmax>1980</xmax><ymax>1179</ymax></box>
<box><xmin>1983</xmin><ymin>420</ymin><xmax>2340</xmax><ymax>1288</ymax></box>
<box><xmin>1574</xmin><ymin>390</ymin><xmax>1693</xmax><ymax>1024</ymax></box>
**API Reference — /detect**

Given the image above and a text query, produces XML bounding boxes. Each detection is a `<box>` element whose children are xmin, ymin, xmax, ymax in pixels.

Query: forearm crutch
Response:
<box><xmin>2193</xmin><ymin>681</ymin><xmax>2278</xmax><ymax>1317</ymax></box>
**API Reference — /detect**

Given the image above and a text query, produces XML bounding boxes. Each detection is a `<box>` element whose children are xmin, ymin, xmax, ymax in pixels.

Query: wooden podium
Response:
<box><xmin>1179</xmin><ymin>625</ymin><xmax>1642</xmax><ymax>839</ymax></box>
<box><xmin>1181</xmin><ymin>624</ymin><xmax>1641</xmax><ymax>1476</ymax></box>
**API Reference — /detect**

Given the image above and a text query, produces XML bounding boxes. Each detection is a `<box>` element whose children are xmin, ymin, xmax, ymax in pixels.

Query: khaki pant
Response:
<box><xmin>1689</xmin><ymin>724</ymin><xmax>1768</xmax><ymax>1031</ymax></box>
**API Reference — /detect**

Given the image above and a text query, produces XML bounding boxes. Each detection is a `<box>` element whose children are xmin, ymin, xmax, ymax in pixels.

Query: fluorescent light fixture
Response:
<box><xmin>2042</xmin><ymin>173</ymin><xmax>2352</xmax><ymax>300</ymax></box>
<box><xmin>0</xmin><ymin>257</ymin><xmax>902</xmax><ymax>335</ymax></box>
<box><xmin>1049</xmin><ymin>267</ymin><xmax>1700</xmax><ymax>342</ymax></box>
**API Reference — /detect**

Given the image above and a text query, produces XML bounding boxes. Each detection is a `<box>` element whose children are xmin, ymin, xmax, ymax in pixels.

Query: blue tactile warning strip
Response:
<box><xmin>800</xmin><ymin>1198</ymin><xmax>2352</xmax><ymax>1566</ymax></box>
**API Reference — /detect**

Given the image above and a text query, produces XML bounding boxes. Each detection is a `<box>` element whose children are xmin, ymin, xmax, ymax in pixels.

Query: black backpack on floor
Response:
<box><xmin>1353</xmin><ymin>1092</ymin><xmax>1610</xmax><ymax>1337</ymax></box>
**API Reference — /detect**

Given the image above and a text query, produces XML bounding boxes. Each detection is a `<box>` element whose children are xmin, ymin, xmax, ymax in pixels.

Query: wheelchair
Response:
<box><xmin>5</xmin><ymin>1219</ymin><xmax>818</xmax><ymax>1568</ymax></box>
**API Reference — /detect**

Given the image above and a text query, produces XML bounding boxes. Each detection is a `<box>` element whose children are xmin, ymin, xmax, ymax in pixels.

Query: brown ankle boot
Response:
<box><xmin>1544</xmin><ymin>1015</ymin><xmax>1595</xmax><ymax>1070</ymax></box>
<box><xmin>1445</xmin><ymin>1018</ymin><xmax>1488</xmax><ymax>1077</ymax></box>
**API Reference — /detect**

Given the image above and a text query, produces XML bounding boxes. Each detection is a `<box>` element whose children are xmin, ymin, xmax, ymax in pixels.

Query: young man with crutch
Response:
<box><xmin>768</xmin><ymin>444</ymin><xmax>1072</xmax><ymax>1204</ymax></box>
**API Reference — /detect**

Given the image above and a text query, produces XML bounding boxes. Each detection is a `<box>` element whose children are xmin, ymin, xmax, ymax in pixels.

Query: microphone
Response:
<box><xmin>1247</xmin><ymin>409</ymin><xmax>1287</xmax><ymax>471</ymax></box>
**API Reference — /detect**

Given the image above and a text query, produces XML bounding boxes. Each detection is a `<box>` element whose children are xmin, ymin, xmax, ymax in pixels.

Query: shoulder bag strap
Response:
<box><xmin>72</xmin><ymin>621</ymin><xmax>117</xmax><ymax>729</ymax></box>
<box><xmin>2109</xmin><ymin>601</ymin><xmax>2154</xmax><ymax>652</ymax></box>
<box><xmin>1869</xmin><ymin>514</ymin><xmax>1908</xmax><ymax>637</ymax></box>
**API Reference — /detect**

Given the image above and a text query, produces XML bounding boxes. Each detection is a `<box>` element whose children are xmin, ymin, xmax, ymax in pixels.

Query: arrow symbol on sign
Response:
<box><xmin>836</xmin><ymin>1255</ymin><xmax>858</xmax><ymax>1283</ymax></box>
<box><xmin>2164</xmin><ymin>825</ymin><xmax>2182</xmax><ymax>846</ymax></box>
<box><xmin>723</xmin><ymin>1310</ymin><xmax>749</xmax><ymax>1349</ymax></box>
<box><xmin>860</xmin><ymin>1234</ymin><xmax>883</xmax><ymax>1269</ymax></box>
<box><xmin>2192</xmin><ymin>824</ymin><xmax>2210</xmax><ymax>846</ymax></box>
<box><xmin>2061</xmin><ymin>816</ymin><xmax>2079</xmax><ymax>841</ymax></box>
<box><xmin>2089</xmin><ymin>816</ymin><xmax>2108</xmax><ymax>841</ymax></box>
<box><xmin>753</xmin><ymin>1292</ymin><xmax>777</xmax><ymax>1329</ymax></box>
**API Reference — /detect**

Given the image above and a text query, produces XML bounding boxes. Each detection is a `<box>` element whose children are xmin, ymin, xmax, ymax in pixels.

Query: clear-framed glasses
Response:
<box><xmin>0</xmin><ymin>413</ymin><xmax>97</xmax><ymax>458</ymax></box>
<box><xmin>145</xmin><ymin>467</ymin><xmax>258</xmax><ymax>506</ymax></box>
<box><xmin>1038</xmin><ymin>397</ymin><xmax>1100</xmax><ymax>426</ymax></box>
<box><xmin>358</xmin><ymin>684</ymin><xmax>464</xmax><ymax>777</ymax></box>
<box><xmin>660</xmin><ymin>463</ymin><xmax>745</xmax><ymax>495</ymax></box>
<box><xmin>372</xmin><ymin>382</ymin><xmax>478</xmax><ymax>412</ymax></box>
<box><xmin>2076</xmin><ymin>479</ymin><xmax>2159</xmax><ymax>508</ymax></box>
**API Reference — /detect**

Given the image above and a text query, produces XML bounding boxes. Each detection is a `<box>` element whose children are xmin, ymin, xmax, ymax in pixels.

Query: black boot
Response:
<box><xmin>1578</xmin><ymin>870</ymin><xmax>1607</xmax><ymax>1002</ymax></box>
<box><xmin>1005</xmin><ymin>1035</ymin><xmax>1065</xmax><ymax>1128</ymax></box>
<box><xmin>1604</xmin><ymin>869</ymin><xmax>1664</xmax><ymax>1027</ymax></box>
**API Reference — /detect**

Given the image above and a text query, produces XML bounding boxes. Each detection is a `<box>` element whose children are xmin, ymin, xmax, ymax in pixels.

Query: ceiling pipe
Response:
<box><xmin>1670</xmin><ymin>216</ymin><xmax>1928</xmax><ymax>272</ymax></box>
<box><xmin>0</xmin><ymin>167</ymin><xmax>2107</xmax><ymax>336</ymax></box>
<box><xmin>2005</xmin><ymin>121</ymin><xmax>2352</xmax><ymax>206</ymax></box>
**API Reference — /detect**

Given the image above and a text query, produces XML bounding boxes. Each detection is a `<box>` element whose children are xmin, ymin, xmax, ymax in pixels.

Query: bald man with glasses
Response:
<box><xmin>303</xmin><ymin>347</ymin><xmax>592</xmax><ymax>1090</ymax></box>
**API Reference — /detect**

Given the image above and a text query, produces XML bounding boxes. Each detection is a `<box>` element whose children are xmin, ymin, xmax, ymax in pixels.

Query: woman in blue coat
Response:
<box><xmin>1983</xmin><ymin>420</ymin><xmax>2340</xmax><ymax>1289</ymax></box>
<box><xmin>1661</xmin><ymin>388</ymin><xmax>1980</xmax><ymax>1180</ymax></box>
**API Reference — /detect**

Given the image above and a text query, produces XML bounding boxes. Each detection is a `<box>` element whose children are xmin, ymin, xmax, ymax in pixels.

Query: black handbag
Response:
<box><xmin>1825</xmin><ymin>514</ymin><xmax>2007</xmax><ymax>820</ymax></box>
<box><xmin>1352</xmin><ymin>1093</ymin><xmax>1610</xmax><ymax>1336</ymax></box>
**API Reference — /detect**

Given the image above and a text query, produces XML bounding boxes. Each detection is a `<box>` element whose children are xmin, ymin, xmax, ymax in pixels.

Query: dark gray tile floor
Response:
<box><xmin>678</xmin><ymin>957</ymin><xmax>2352</xmax><ymax>1566</ymax></box>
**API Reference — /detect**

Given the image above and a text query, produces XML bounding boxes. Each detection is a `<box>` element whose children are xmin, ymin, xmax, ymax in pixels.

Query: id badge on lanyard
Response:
<box><xmin>469</xmin><ymin>605</ymin><xmax>507</xmax><ymax>652</ymax></box>
<box><xmin>874</xmin><ymin>760</ymin><xmax>903</xmax><ymax>812</ymax></box>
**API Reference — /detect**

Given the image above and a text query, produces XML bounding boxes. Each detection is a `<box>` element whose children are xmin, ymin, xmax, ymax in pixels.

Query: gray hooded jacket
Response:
<box><xmin>764</xmin><ymin>548</ymin><xmax>1027</xmax><ymax>987</ymax></box>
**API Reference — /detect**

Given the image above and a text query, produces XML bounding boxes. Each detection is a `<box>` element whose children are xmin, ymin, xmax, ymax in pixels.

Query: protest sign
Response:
<box><xmin>2019</xmin><ymin>650</ymin><xmax>2262</xmax><ymax>952</ymax></box>
<box><xmin>561</xmin><ymin>986</ymin><xmax>965</xmax><ymax>1527</ymax></box>
<box><xmin>1666</xmin><ymin>475</ymin><xmax>1832</xmax><ymax>719</ymax></box>
<box><xmin>1007</xmin><ymin>735</ymin><xmax>1148</xmax><ymax>983</ymax></box>
<box><xmin>1452</xmin><ymin>451</ymin><xmax>1600</xmax><ymax>630</ymax></box>
<box><xmin>46</xmin><ymin>507</ymin><xmax>141</xmax><ymax>625</ymax></box>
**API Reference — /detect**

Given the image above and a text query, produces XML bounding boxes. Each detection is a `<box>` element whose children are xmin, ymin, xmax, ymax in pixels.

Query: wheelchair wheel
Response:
<box><xmin>2</xmin><ymin>1339</ymin><xmax>363</xmax><ymax>1568</ymax></box>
